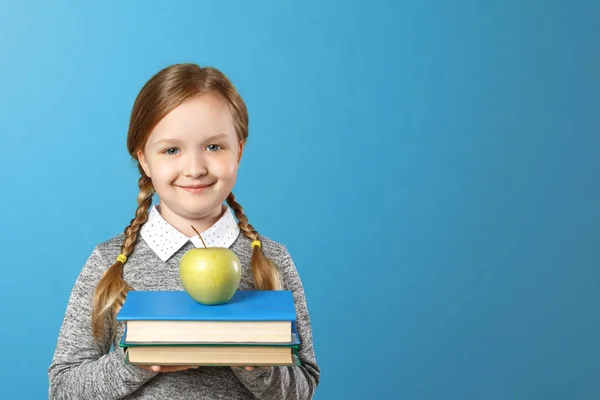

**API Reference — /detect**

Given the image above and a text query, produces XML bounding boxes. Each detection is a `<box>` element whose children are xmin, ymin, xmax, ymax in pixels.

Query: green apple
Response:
<box><xmin>179</xmin><ymin>226</ymin><xmax>241</xmax><ymax>305</ymax></box>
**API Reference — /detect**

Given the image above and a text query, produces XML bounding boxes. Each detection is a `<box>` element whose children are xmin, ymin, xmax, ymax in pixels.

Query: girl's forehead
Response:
<box><xmin>147</xmin><ymin>96</ymin><xmax>237</xmax><ymax>144</ymax></box>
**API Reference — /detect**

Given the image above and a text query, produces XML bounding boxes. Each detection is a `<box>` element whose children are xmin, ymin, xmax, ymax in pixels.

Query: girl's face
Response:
<box><xmin>137</xmin><ymin>93</ymin><xmax>243</xmax><ymax>227</ymax></box>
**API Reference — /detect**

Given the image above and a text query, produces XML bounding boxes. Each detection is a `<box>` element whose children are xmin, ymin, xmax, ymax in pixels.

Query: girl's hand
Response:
<box><xmin>137</xmin><ymin>365</ymin><xmax>199</xmax><ymax>373</ymax></box>
<box><xmin>124</xmin><ymin>350</ymin><xmax>199</xmax><ymax>373</ymax></box>
<box><xmin>236</xmin><ymin>366</ymin><xmax>268</xmax><ymax>371</ymax></box>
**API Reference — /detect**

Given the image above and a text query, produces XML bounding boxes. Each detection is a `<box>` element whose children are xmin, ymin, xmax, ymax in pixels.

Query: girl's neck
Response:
<box><xmin>156</xmin><ymin>203</ymin><xmax>225</xmax><ymax>238</ymax></box>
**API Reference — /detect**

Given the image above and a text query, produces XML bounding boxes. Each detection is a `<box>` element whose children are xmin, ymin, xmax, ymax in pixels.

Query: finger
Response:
<box><xmin>138</xmin><ymin>365</ymin><xmax>160</xmax><ymax>372</ymax></box>
<box><xmin>244</xmin><ymin>366</ymin><xmax>255</xmax><ymax>371</ymax></box>
<box><xmin>162</xmin><ymin>365</ymin><xmax>199</xmax><ymax>372</ymax></box>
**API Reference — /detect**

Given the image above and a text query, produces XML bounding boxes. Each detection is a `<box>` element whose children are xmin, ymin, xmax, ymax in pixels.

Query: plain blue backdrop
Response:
<box><xmin>0</xmin><ymin>1</ymin><xmax>599</xmax><ymax>399</ymax></box>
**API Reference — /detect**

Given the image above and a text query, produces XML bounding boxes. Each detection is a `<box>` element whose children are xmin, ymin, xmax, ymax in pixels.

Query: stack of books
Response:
<box><xmin>116</xmin><ymin>290</ymin><xmax>300</xmax><ymax>367</ymax></box>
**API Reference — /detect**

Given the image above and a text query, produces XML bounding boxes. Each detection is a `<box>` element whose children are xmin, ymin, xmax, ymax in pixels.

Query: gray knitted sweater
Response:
<box><xmin>48</xmin><ymin>232</ymin><xmax>320</xmax><ymax>399</ymax></box>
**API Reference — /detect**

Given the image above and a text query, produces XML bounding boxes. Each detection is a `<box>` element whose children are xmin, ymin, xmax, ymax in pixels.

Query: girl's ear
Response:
<box><xmin>137</xmin><ymin>149</ymin><xmax>151</xmax><ymax>178</ymax></box>
<box><xmin>237</xmin><ymin>141</ymin><xmax>245</xmax><ymax>164</ymax></box>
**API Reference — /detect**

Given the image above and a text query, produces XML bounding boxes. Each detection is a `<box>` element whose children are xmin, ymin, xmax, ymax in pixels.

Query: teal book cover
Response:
<box><xmin>123</xmin><ymin>348</ymin><xmax>302</xmax><ymax>367</ymax></box>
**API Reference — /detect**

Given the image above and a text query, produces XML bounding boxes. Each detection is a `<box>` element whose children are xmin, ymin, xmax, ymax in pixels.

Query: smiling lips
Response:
<box><xmin>178</xmin><ymin>183</ymin><xmax>215</xmax><ymax>193</ymax></box>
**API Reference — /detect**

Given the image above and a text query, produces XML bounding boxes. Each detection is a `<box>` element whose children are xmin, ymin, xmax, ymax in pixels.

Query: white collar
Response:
<box><xmin>139</xmin><ymin>204</ymin><xmax>240</xmax><ymax>262</ymax></box>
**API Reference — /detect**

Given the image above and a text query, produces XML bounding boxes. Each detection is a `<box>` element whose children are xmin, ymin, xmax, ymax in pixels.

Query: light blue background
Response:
<box><xmin>0</xmin><ymin>1</ymin><xmax>599</xmax><ymax>399</ymax></box>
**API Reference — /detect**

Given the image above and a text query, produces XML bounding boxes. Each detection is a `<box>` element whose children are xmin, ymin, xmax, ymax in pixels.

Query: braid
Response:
<box><xmin>226</xmin><ymin>193</ymin><xmax>258</xmax><ymax>241</ymax></box>
<box><xmin>226</xmin><ymin>192</ymin><xmax>281</xmax><ymax>290</ymax></box>
<box><xmin>91</xmin><ymin>175</ymin><xmax>154</xmax><ymax>343</ymax></box>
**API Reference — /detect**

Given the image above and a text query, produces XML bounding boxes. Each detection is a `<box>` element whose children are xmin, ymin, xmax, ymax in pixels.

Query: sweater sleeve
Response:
<box><xmin>231</xmin><ymin>245</ymin><xmax>321</xmax><ymax>399</ymax></box>
<box><xmin>48</xmin><ymin>247</ymin><xmax>158</xmax><ymax>399</ymax></box>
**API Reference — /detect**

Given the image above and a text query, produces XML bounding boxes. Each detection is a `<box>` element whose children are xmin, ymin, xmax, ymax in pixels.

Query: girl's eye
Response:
<box><xmin>164</xmin><ymin>148</ymin><xmax>179</xmax><ymax>155</ymax></box>
<box><xmin>207</xmin><ymin>144</ymin><xmax>222</xmax><ymax>152</ymax></box>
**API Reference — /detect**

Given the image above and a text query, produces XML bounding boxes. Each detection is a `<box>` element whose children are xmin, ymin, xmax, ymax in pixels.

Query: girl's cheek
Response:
<box><xmin>223</xmin><ymin>163</ymin><xmax>240</xmax><ymax>178</ymax></box>
<box><xmin>211</xmin><ymin>158</ymin><xmax>238</xmax><ymax>177</ymax></box>
<box><xmin>157</xmin><ymin>164</ymin><xmax>177</xmax><ymax>177</ymax></box>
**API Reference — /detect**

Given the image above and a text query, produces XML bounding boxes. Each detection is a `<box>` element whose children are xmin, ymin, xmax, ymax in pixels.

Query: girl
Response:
<box><xmin>48</xmin><ymin>63</ymin><xmax>320</xmax><ymax>399</ymax></box>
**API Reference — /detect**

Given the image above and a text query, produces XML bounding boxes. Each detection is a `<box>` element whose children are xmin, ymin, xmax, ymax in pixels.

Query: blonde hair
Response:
<box><xmin>91</xmin><ymin>63</ymin><xmax>281</xmax><ymax>343</ymax></box>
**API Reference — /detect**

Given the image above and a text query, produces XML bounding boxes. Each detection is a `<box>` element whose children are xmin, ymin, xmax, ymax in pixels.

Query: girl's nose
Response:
<box><xmin>183</xmin><ymin>152</ymin><xmax>208</xmax><ymax>178</ymax></box>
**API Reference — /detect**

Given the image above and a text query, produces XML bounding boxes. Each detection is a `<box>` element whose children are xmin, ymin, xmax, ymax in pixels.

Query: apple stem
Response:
<box><xmin>191</xmin><ymin>225</ymin><xmax>207</xmax><ymax>248</ymax></box>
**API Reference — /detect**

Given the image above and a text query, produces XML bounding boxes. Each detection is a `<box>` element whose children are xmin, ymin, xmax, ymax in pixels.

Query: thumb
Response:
<box><xmin>151</xmin><ymin>366</ymin><xmax>161</xmax><ymax>372</ymax></box>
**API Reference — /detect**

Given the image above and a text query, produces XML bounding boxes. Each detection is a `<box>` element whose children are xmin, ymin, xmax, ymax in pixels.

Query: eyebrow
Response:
<box><xmin>153</xmin><ymin>134</ymin><xmax>229</xmax><ymax>147</ymax></box>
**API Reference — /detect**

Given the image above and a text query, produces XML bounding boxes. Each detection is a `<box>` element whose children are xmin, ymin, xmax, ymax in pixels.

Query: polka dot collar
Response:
<box><xmin>139</xmin><ymin>204</ymin><xmax>241</xmax><ymax>262</ymax></box>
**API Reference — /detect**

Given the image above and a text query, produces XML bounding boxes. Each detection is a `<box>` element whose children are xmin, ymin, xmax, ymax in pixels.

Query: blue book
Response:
<box><xmin>116</xmin><ymin>290</ymin><xmax>297</xmax><ymax>344</ymax></box>
<box><xmin>119</xmin><ymin>323</ymin><xmax>300</xmax><ymax>347</ymax></box>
